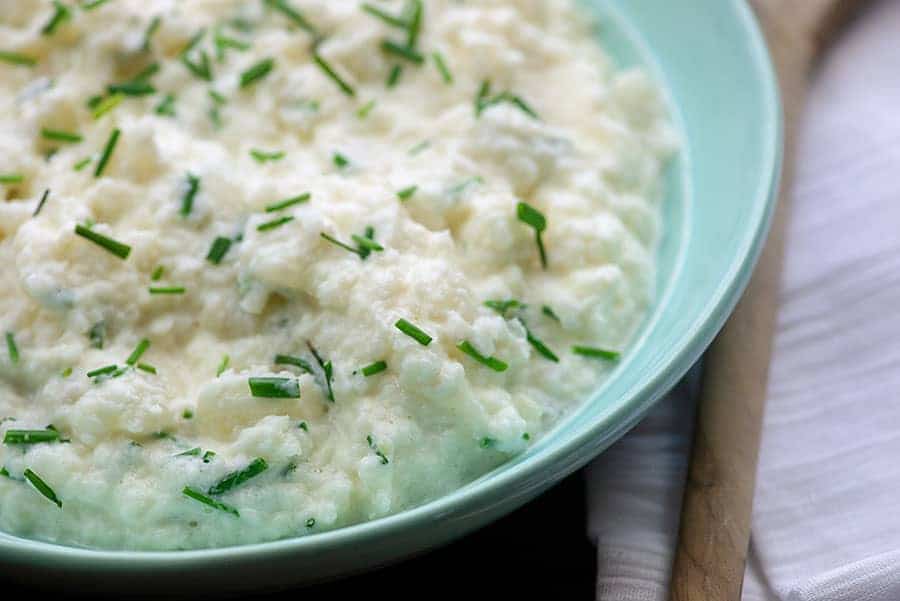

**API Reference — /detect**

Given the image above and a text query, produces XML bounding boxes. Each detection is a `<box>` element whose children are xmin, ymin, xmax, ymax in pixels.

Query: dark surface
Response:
<box><xmin>1</xmin><ymin>472</ymin><xmax>596</xmax><ymax>599</ymax></box>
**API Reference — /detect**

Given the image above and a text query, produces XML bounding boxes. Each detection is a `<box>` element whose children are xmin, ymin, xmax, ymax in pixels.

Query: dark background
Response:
<box><xmin>1</xmin><ymin>472</ymin><xmax>595</xmax><ymax>599</ymax></box>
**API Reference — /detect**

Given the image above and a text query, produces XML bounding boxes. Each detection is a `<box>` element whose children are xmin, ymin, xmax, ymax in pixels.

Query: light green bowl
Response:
<box><xmin>0</xmin><ymin>0</ymin><xmax>781</xmax><ymax>594</ymax></box>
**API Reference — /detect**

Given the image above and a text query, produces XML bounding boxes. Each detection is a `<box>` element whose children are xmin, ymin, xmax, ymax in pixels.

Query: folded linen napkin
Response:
<box><xmin>586</xmin><ymin>1</ymin><xmax>900</xmax><ymax>599</ymax></box>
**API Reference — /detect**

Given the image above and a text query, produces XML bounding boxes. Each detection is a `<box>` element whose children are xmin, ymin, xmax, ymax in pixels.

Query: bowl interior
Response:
<box><xmin>0</xmin><ymin>0</ymin><xmax>780</xmax><ymax>592</ymax></box>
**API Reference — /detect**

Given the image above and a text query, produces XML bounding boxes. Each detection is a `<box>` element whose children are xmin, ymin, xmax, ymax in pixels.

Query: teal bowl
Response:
<box><xmin>0</xmin><ymin>0</ymin><xmax>781</xmax><ymax>594</ymax></box>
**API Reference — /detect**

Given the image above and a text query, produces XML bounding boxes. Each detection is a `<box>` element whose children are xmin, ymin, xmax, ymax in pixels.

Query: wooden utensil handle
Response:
<box><xmin>668</xmin><ymin>1</ymin><xmax>868</xmax><ymax>600</ymax></box>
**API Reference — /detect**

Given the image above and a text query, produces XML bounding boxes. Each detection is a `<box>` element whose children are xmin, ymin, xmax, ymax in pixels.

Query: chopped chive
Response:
<box><xmin>396</xmin><ymin>185</ymin><xmax>417</xmax><ymax>201</ymax></box>
<box><xmin>206</xmin><ymin>237</ymin><xmax>232</xmax><ymax>264</ymax></box>
<box><xmin>126</xmin><ymin>338</ymin><xmax>150</xmax><ymax>366</ymax></box>
<box><xmin>265</xmin><ymin>0</ymin><xmax>318</xmax><ymax>35</ymax></box>
<box><xmin>0</xmin><ymin>51</ymin><xmax>37</xmax><ymax>67</ymax></box>
<box><xmin>320</xmin><ymin>232</ymin><xmax>363</xmax><ymax>258</ymax></box>
<box><xmin>33</xmin><ymin>189</ymin><xmax>50</xmax><ymax>217</ymax></box>
<box><xmin>183</xmin><ymin>486</ymin><xmax>239</xmax><ymax>516</ymax></box>
<box><xmin>313</xmin><ymin>52</ymin><xmax>356</xmax><ymax>97</ymax></box>
<box><xmin>361</xmin><ymin>360</ymin><xmax>387</xmax><ymax>377</ymax></box>
<box><xmin>299</xmin><ymin>421</ymin><xmax>308</xmax><ymax>431</ymax></box>
<box><xmin>366</xmin><ymin>434</ymin><xmax>389</xmax><ymax>465</ymax></box>
<box><xmin>137</xmin><ymin>363</ymin><xmax>157</xmax><ymax>374</ymax></box>
<box><xmin>180</xmin><ymin>173</ymin><xmax>200</xmax><ymax>216</ymax></box>
<box><xmin>357</xmin><ymin>100</ymin><xmax>376</xmax><ymax>119</ymax></box>
<box><xmin>94</xmin><ymin>128</ymin><xmax>120</xmax><ymax>178</ymax></box>
<box><xmin>240</xmin><ymin>58</ymin><xmax>275</xmax><ymax>88</ymax></box>
<box><xmin>6</xmin><ymin>333</ymin><xmax>19</xmax><ymax>364</ymax></box>
<box><xmin>351</xmin><ymin>234</ymin><xmax>383</xmax><ymax>256</ymax></box>
<box><xmin>386</xmin><ymin>64</ymin><xmax>403</xmax><ymax>87</ymax></box>
<box><xmin>516</xmin><ymin>202</ymin><xmax>547</xmax><ymax>269</ymax></box>
<box><xmin>208</xmin><ymin>457</ymin><xmax>268</xmax><ymax>495</ymax></box>
<box><xmin>148</xmin><ymin>286</ymin><xmax>186</xmax><ymax>295</ymax></box>
<box><xmin>542</xmin><ymin>305</ymin><xmax>561</xmax><ymax>323</ymax></box>
<box><xmin>41</xmin><ymin>128</ymin><xmax>82</xmax><ymax>143</ymax></box>
<box><xmin>74</xmin><ymin>224</ymin><xmax>131</xmax><ymax>259</ymax></box>
<box><xmin>180</xmin><ymin>28</ymin><xmax>207</xmax><ymax>56</ymax></box>
<box><xmin>92</xmin><ymin>93</ymin><xmax>123</xmax><ymax>119</ymax></box>
<box><xmin>81</xmin><ymin>0</ymin><xmax>111</xmax><ymax>10</ymax></box>
<box><xmin>519</xmin><ymin>319</ymin><xmax>559</xmax><ymax>363</ymax></box>
<box><xmin>380</xmin><ymin>41</ymin><xmax>424</xmax><ymax>64</ymax></box>
<box><xmin>573</xmin><ymin>346</ymin><xmax>621</xmax><ymax>361</ymax></box>
<box><xmin>257</xmin><ymin>216</ymin><xmax>294</xmax><ymax>232</ymax></box>
<box><xmin>61</xmin><ymin>367</ymin><xmax>73</xmax><ymax>377</ymax></box>
<box><xmin>0</xmin><ymin>174</ymin><xmax>24</xmax><ymax>184</ymax></box>
<box><xmin>181</xmin><ymin>51</ymin><xmax>213</xmax><ymax>81</ymax></box>
<box><xmin>142</xmin><ymin>16</ymin><xmax>162</xmax><ymax>52</ymax></box>
<box><xmin>209</xmin><ymin>90</ymin><xmax>227</xmax><ymax>105</ymax></box>
<box><xmin>274</xmin><ymin>354</ymin><xmax>315</xmax><ymax>374</ymax></box>
<box><xmin>182</xmin><ymin>409</ymin><xmax>193</xmax><ymax>419</ymax></box>
<box><xmin>476</xmin><ymin>80</ymin><xmax>540</xmax><ymax>120</ymax></box>
<box><xmin>432</xmin><ymin>51</ymin><xmax>453</xmax><ymax>84</ymax></box>
<box><xmin>216</xmin><ymin>354</ymin><xmax>230</xmax><ymax>377</ymax></box>
<box><xmin>202</xmin><ymin>450</ymin><xmax>216</xmax><ymax>463</ymax></box>
<box><xmin>249</xmin><ymin>376</ymin><xmax>300</xmax><ymax>398</ymax></box>
<box><xmin>87</xmin><ymin>364</ymin><xmax>118</xmax><ymax>378</ymax></box>
<box><xmin>523</xmin><ymin>432</ymin><xmax>532</xmax><ymax>441</ymax></box>
<box><xmin>151</xmin><ymin>266</ymin><xmax>165</xmax><ymax>281</ymax></box>
<box><xmin>457</xmin><ymin>340</ymin><xmax>508</xmax><ymax>372</ymax></box>
<box><xmin>155</xmin><ymin>94</ymin><xmax>176</xmax><ymax>116</ymax></box>
<box><xmin>407</xmin><ymin>139</ymin><xmax>429</xmax><ymax>155</ymax></box>
<box><xmin>405</xmin><ymin>0</ymin><xmax>423</xmax><ymax>48</ymax></box>
<box><xmin>177</xmin><ymin>447</ymin><xmax>201</xmax><ymax>457</ymax></box>
<box><xmin>480</xmin><ymin>437</ymin><xmax>497</xmax><ymax>449</ymax></box>
<box><xmin>332</xmin><ymin>152</ymin><xmax>350</xmax><ymax>169</ymax></box>
<box><xmin>132</xmin><ymin>62</ymin><xmax>160</xmax><ymax>82</ymax></box>
<box><xmin>265</xmin><ymin>192</ymin><xmax>310</xmax><ymax>212</ymax></box>
<box><xmin>73</xmin><ymin>156</ymin><xmax>92</xmax><ymax>171</ymax></box>
<box><xmin>4</xmin><ymin>429</ymin><xmax>60</xmax><ymax>445</ymax></box>
<box><xmin>361</xmin><ymin>3</ymin><xmax>408</xmax><ymax>28</ymax></box>
<box><xmin>306</xmin><ymin>517</ymin><xmax>316</xmax><ymax>528</ymax></box>
<box><xmin>306</xmin><ymin>342</ymin><xmax>335</xmax><ymax>403</ymax></box>
<box><xmin>250</xmin><ymin>149</ymin><xmax>285</xmax><ymax>163</ymax></box>
<box><xmin>447</xmin><ymin>176</ymin><xmax>483</xmax><ymax>198</ymax></box>
<box><xmin>24</xmin><ymin>469</ymin><xmax>62</xmax><ymax>508</ymax></box>
<box><xmin>107</xmin><ymin>81</ymin><xmax>156</xmax><ymax>96</ymax></box>
<box><xmin>41</xmin><ymin>1</ymin><xmax>71</xmax><ymax>36</ymax></box>
<box><xmin>214</xmin><ymin>29</ymin><xmax>250</xmax><ymax>60</ymax></box>
<box><xmin>484</xmin><ymin>299</ymin><xmax>525</xmax><ymax>317</ymax></box>
<box><xmin>88</xmin><ymin>321</ymin><xmax>106</xmax><ymax>349</ymax></box>
<box><xmin>395</xmin><ymin>319</ymin><xmax>432</xmax><ymax>346</ymax></box>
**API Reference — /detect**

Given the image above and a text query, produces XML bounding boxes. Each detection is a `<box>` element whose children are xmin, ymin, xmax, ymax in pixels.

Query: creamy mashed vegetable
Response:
<box><xmin>0</xmin><ymin>0</ymin><xmax>674</xmax><ymax>550</ymax></box>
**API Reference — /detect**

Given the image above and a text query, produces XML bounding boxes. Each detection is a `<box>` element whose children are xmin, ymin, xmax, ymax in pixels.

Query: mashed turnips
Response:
<box><xmin>0</xmin><ymin>0</ymin><xmax>675</xmax><ymax>550</ymax></box>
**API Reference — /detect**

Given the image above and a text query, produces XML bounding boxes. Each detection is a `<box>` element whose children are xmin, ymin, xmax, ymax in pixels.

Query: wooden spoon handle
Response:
<box><xmin>668</xmin><ymin>2</ymin><xmax>868</xmax><ymax>600</ymax></box>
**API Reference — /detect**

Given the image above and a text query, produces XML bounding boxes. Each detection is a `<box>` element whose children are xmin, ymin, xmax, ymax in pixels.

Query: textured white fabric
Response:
<box><xmin>587</xmin><ymin>1</ymin><xmax>900</xmax><ymax>599</ymax></box>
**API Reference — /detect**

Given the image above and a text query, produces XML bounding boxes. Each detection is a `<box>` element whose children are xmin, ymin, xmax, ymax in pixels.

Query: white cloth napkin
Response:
<box><xmin>586</xmin><ymin>1</ymin><xmax>900</xmax><ymax>599</ymax></box>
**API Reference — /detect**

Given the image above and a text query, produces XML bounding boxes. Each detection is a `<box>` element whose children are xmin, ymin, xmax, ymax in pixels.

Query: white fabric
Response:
<box><xmin>586</xmin><ymin>1</ymin><xmax>900</xmax><ymax>599</ymax></box>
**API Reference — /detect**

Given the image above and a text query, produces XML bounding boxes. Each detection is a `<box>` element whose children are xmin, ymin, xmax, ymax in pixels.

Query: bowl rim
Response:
<box><xmin>0</xmin><ymin>0</ymin><xmax>783</xmax><ymax>569</ymax></box>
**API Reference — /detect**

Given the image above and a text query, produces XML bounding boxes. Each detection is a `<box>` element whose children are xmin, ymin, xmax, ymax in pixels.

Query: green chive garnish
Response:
<box><xmin>207</xmin><ymin>457</ymin><xmax>268</xmax><ymax>495</ymax></box>
<box><xmin>88</xmin><ymin>321</ymin><xmax>105</xmax><ymax>349</ymax></box>
<box><xmin>476</xmin><ymin>80</ymin><xmax>540</xmax><ymax>120</ymax></box>
<box><xmin>151</xmin><ymin>266</ymin><xmax>165</xmax><ymax>281</ymax></box>
<box><xmin>148</xmin><ymin>286</ymin><xmax>186</xmax><ymax>295</ymax></box>
<box><xmin>73</xmin><ymin>156</ymin><xmax>92</xmax><ymax>171</ymax></box>
<box><xmin>41</xmin><ymin>128</ymin><xmax>82</xmax><ymax>143</ymax></box>
<box><xmin>573</xmin><ymin>346</ymin><xmax>621</xmax><ymax>361</ymax></box>
<box><xmin>214</xmin><ymin>29</ymin><xmax>250</xmax><ymax>60</ymax></box>
<box><xmin>92</xmin><ymin>93</ymin><xmax>123</xmax><ymax>119</ymax></box>
<box><xmin>4</xmin><ymin>429</ymin><xmax>60</xmax><ymax>445</ymax></box>
<box><xmin>216</xmin><ymin>355</ymin><xmax>230</xmax><ymax>377</ymax></box>
<box><xmin>206</xmin><ymin>237</ymin><xmax>232</xmax><ymax>264</ymax></box>
<box><xmin>299</xmin><ymin>421</ymin><xmax>308</xmax><ymax>431</ymax></box>
<box><xmin>182</xmin><ymin>486</ymin><xmax>239</xmax><ymax>517</ymax></box>
<box><xmin>107</xmin><ymin>81</ymin><xmax>156</xmax><ymax>96</ymax></box>
<box><xmin>24</xmin><ymin>469</ymin><xmax>62</xmax><ymax>508</ymax></box>
<box><xmin>5</xmin><ymin>332</ymin><xmax>19</xmax><ymax>364</ymax></box>
<box><xmin>94</xmin><ymin>128</ymin><xmax>120</xmax><ymax>178</ymax></box>
<box><xmin>257</xmin><ymin>216</ymin><xmax>294</xmax><ymax>232</ymax></box>
<box><xmin>181</xmin><ymin>51</ymin><xmax>213</xmax><ymax>81</ymax></box>
<box><xmin>306</xmin><ymin>342</ymin><xmax>335</xmax><ymax>403</ymax></box>
<box><xmin>361</xmin><ymin>3</ymin><xmax>407</xmax><ymax>27</ymax></box>
<box><xmin>142</xmin><ymin>16</ymin><xmax>161</xmax><ymax>52</ymax></box>
<box><xmin>74</xmin><ymin>224</ymin><xmax>131</xmax><ymax>259</ymax></box>
<box><xmin>81</xmin><ymin>0</ymin><xmax>111</xmax><ymax>10</ymax></box>
<box><xmin>396</xmin><ymin>185</ymin><xmax>417</xmax><ymax>201</ymax></box>
<box><xmin>519</xmin><ymin>319</ymin><xmax>559</xmax><ymax>363</ymax></box>
<box><xmin>361</xmin><ymin>360</ymin><xmax>387</xmax><ymax>377</ymax></box>
<box><xmin>126</xmin><ymin>338</ymin><xmax>150</xmax><ymax>366</ymax></box>
<box><xmin>61</xmin><ymin>367</ymin><xmax>73</xmax><ymax>378</ymax></box>
<box><xmin>405</xmin><ymin>0</ymin><xmax>423</xmax><ymax>47</ymax></box>
<box><xmin>432</xmin><ymin>52</ymin><xmax>453</xmax><ymax>84</ymax></box>
<box><xmin>265</xmin><ymin>0</ymin><xmax>318</xmax><ymax>35</ymax></box>
<box><xmin>41</xmin><ymin>1</ymin><xmax>71</xmax><ymax>36</ymax></box>
<box><xmin>313</xmin><ymin>52</ymin><xmax>356</xmax><ymax>97</ymax></box>
<box><xmin>380</xmin><ymin>41</ymin><xmax>423</xmax><ymax>64</ymax></box>
<box><xmin>517</xmin><ymin>202</ymin><xmax>547</xmax><ymax>269</ymax></box>
<box><xmin>484</xmin><ymin>299</ymin><xmax>525</xmax><ymax>316</ymax></box>
<box><xmin>155</xmin><ymin>94</ymin><xmax>176</xmax><ymax>116</ymax></box>
<box><xmin>240</xmin><ymin>58</ymin><xmax>275</xmax><ymax>88</ymax></box>
<box><xmin>366</xmin><ymin>435</ymin><xmax>389</xmax><ymax>465</ymax></box>
<box><xmin>87</xmin><ymin>364</ymin><xmax>119</xmax><ymax>378</ymax></box>
<box><xmin>250</xmin><ymin>149</ymin><xmax>285</xmax><ymax>163</ymax></box>
<box><xmin>395</xmin><ymin>319</ymin><xmax>432</xmax><ymax>346</ymax></box>
<box><xmin>265</xmin><ymin>192</ymin><xmax>310</xmax><ymax>212</ymax></box>
<box><xmin>248</xmin><ymin>377</ymin><xmax>300</xmax><ymax>398</ymax></box>
<box><xmin>0</xmin><ymin>174</ymin><xmax>24</xmax><ymax>184</ymax></box>
<box><xmin>320</xmin><ymin>231</ymin><xmax>381</xmax><ymax>259</ymax></box>
<box><xmin>357</xmin><ymin>100</ymin><xmax>376</xmax><ymax>119</ymax></box>
<box><xmin>351</xmin><ymin>234</ymin><xmax>384</xmax><ymax>255</ymax></box>
<box><xmin>0</xmin><ymin>51</ymin><xmax>37</xmax><ymax>67</ymax></box>
<box><xmin>180</xmin><ymin>173</ymin><xmax>200</xmax><ymax>216</ymax></box>
<box><xmin>480</xmin><ymin>437</ymin><xmax>497</xmax><ymax>449</ymax></box>
<box><xmin>306</xmin><ymin>517</ymin><xmax>316</xmax><ymax>528</ymax></box>
<box><xmin>332</xmin><ymin>152</ymin><xmax>350</xmax><ymax>169</ymax></box>
<box><xmin>457</xmin><ymin>340</ymin><xmax>508</xmax><ymax>372</ymax></box>
<box><xmin>387</xmin><ymin>64</ymin><xmax>403</xmax><ymax>87</ymax></box>
<box><xmin>274</xmin><ymin>354</ymin><xmax>314</xmax><ymax>374</ymax></box>
<box><xmin>136</xmin><ymin>363</ymin><xmax>157</xmax><ymax>374</ymax></box>
<box><xmin>542</xmin><ymin>305</ymin><xmax>561</xmax><ymax>323</ymax></box>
